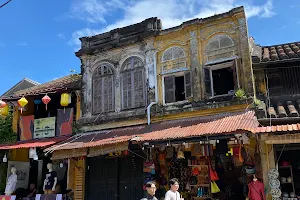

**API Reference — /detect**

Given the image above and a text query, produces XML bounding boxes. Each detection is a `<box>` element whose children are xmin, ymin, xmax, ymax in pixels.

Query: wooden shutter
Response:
<box><xmin>204</xmin><ymin>67</ymin><xmax>212</xmax><ymax>96</ymax></box>
<box><xmin>93</xmin><ymin>75</ymin><xmax>114</xmax><ymax>114</ymax></box>
<box><xmin>133</xmin><ymin>69</ymin><xmax>145</xmax><ymax>108</ymax></box>
<box><xmin>184</xmin><ymin>71</ymin><xmax>192</xmax><ymax>99</ymax></box>
<box><xmin>103</xmin><ymin>75</ymin><xmax>114</xmax><ymax>112</ymax></box>
<box><xmin>74</xmin><ymin>158</ymin><xmax>85</xmax><ymax>200</ymax></box>
<box><xmin>92</xmin><ymin>77</ymin><xmax>102</xmax><ymax>114</ymax></box>
<box><xmin>164</xmin><ymin>76</ymin><xmax>175</xmax><ymax>103</ymax></box>
<box><xmin>232</xmin><ymin>59</ymin><xmax>238</xmax><ymax>89</ymax></box>
<box><xmin>122</xmin><ymin>71</ymin><xmax>132</xmax><ymax>109</ymax></box>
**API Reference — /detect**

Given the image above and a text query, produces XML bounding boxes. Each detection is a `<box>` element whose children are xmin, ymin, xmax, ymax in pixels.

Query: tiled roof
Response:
<box><xmin>46</xmin><ymin>111</ymin><xmax>258</xmax><ymax>151</ymax></box>
<box><xmin>251</xmin><ymin>124</ymin><xmax>300</xmax><ymax>134</ymax></box>
<box><xmin>6</xmin><ymin>74</ymin><xmax>81</xmax><ymax>98</ymax></box>
<box><xmin>252</xmin><ymin>41</ymin><xmax>300</xmax><ymax>63</ymax></box>
<box><xmin>257</xmin><ymin>99</ymin><xmax>300</xmax><ymax>119</ymax></box>
<box><xmin>1</xmin><ymin>78</ymin><xmax>40</xmax><ymax>97</ymax></box>
<box><xmin>0</xmin><ymin>137</ymin><xmax>68</xmax><ymax>150</ymax></box>
<box><xmin>137</xmin><ymin>111</ymin><xmax>258</xmax><ymax>142</ymax></box>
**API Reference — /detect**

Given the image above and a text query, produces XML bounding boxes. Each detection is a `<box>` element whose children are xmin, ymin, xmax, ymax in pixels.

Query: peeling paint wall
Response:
<box><xmin>78</xmin><ymin>38</ymin><xmax>157</xmax><ymax>125</ymax></box>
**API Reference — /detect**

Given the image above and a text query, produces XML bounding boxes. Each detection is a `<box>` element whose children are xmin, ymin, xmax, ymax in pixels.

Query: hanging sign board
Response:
<box><xmin>34</xmin><ymin>117</ymin><xmax>56</xmax><ymax>139</ymax></box>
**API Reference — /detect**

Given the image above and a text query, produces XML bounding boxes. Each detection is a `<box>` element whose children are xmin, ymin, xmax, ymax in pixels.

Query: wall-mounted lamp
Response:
<box><xmin>3</xmin><ymin>154</ymin><xmax>7</xmax><ymax>163</ymax></box>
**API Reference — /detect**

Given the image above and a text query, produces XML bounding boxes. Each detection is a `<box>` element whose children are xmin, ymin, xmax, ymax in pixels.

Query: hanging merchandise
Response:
<box><xmin>211</xmin><ymin>181</ymin><xmax>220</xmax><ymax>193</ymax></box>
<box><xmin>29</xmin><ymin>147</ymin><xmax>37</xmax><ymax>159</ymax></box>
<box><xmin>42</xmin><ymin>94</ymin><xmax>51</xmax><ymax>110</ymax></box>
<box><xmin>18</xmin><ymin>97</ymin><xmax>28</xmax><ymax>113</ymax></box>
<box><xmin>177</xmin><ymin>145</ymin><xmax>185</xmax><ymax>159</ymax></box>
<box><xmin>0</xmin><ymin>100</ymin><xmax>6</xmax><ymax>108</ymax></box>
<box><xmin>60</xmin><ymin>93</ymin><xmax>70</xmax><ymax>107</ymax></box>
<box><xmin>0</xmin><ymin>104</ymin><xmax>8</xmax><ymax>116</ymax></box>
<box><xmin>33</xmin><ymin>99</ymin><xmax>42</xmax><ymax>111</ymax></box>
<box><xmin>3</xmin><ymin>154</ymin><xmax>7</xmax><ymax>163</ymax></box>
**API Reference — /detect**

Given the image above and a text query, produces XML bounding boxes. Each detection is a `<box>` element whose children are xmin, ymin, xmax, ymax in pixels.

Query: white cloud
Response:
<box><xmin>16</xmin><ymin>42</ymin><xmax>28</xmax><ymax>46</ymax></box>
<box><xmin>69</xmin><ymin>0</ymin><xmax>276</xmax><ymax>49</ymax></box>
<box><xmin>57</xmin><ymin>33</ymin><xmax>66</xmax><ymax>39</ymax></box>
<box><xmin>68</xmin><ymin>0</ymin><xmax>125</xmax><ymax>23</ymax></box>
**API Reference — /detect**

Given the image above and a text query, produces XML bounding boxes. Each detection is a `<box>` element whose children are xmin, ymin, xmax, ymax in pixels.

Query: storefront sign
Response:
<box><xmin>34</xmin><ymin>117</ymin><xmax>56</xmax><ymax>139</ymax></box>
<box><xmin>7</xmin><ymin>161</ymin><xmax>30</xmax><ymax>190</ymax></box>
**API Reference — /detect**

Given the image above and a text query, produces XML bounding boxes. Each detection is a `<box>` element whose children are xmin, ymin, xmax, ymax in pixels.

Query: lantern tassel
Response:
<box><xmin>46</xmin><ymin>104</ymin><xmax>47</xmax><ymax>110</ymax></box>
<box><xmin>20</xmin><ymin>107</ymin><xmax>23</xmax><ymax>114</ymax></box>
<box><xmin>64</xmin><ymin>107</ymin><xmax>65</xmax><ymax>113</ymax></box>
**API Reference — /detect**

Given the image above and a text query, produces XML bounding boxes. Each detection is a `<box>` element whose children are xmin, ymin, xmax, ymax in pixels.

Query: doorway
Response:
<box><xmin>86</xmin><ymin>156</ymin><xmax>143</xmax><ymax>200</ymax></box>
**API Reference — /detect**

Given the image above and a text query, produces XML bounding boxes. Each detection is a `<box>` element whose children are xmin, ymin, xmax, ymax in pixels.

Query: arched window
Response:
<box><xmin>92</xmin><ymin>63</ymin><xmax>114</xmax><ymax>114</ymax></box>
<box><xmin>162</xmin><ymin>46</ymin><xmax>185</xmax><ymax>62</ymax></box>
<box><xmin>206</xmin><ymin>35</ymin><xmax>234</xmax><ymax>52</ymax></box>
<box><xmin>121</xmin><ymin>56</ymin><xmax>145</xmax><ymax>109</ymax></box>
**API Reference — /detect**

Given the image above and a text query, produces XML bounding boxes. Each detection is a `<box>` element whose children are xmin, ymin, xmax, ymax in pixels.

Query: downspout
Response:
<box><xmin>147</xmin><ymin>50</ymin><xmax>158</xmax><ymax>125</ymax></box>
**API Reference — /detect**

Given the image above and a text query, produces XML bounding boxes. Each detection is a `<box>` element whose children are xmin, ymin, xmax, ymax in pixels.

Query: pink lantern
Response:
<box><xmin>0</xmin><ymin>100</ymin><xmax>6</xmax><ymax>108</ymax></box>
<box><xmin>42</xmin><ymin>94</ymin><xmax>51</xmax><ymax>110</ymax></box>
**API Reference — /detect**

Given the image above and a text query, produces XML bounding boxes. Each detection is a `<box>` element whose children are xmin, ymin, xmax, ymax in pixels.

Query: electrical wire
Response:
<box><xmin>0</xmin><ymin>0</ymin><xmax>12</xmax><ymax>9</ymax></box>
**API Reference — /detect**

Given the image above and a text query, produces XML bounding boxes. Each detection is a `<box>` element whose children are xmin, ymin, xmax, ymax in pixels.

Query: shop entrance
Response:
<box><xmin>275</xmin><ymin>144</ymin><xmax>300</xmax><ymax>196</ymax></box>
<box><xmin>86</xmin><ymin>156</ymin><xmax>143</xmax><ymax>200</ymax></box>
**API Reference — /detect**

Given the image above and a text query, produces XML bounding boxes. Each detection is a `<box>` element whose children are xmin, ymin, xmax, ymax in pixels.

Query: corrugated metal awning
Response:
<box><xmin>0</xmin><ymin>137</ymin><xmax>68</xmax><ymax>150</ymax></box>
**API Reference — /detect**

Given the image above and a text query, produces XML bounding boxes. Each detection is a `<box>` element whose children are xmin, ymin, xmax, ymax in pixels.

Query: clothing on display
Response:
<box><xmin>248</xmin><ymin>180</ymin><xmax>265</xmax><ymax>200</ymax></box>
<box><xmin>44</xmin><ymin>171</ymin><xmax>58</xmax><ymax>190</ymax></box>
<box><xmin>5</xmin><ymin>173</ymin><xmax>18</xmax><ymax>195</ymax></box>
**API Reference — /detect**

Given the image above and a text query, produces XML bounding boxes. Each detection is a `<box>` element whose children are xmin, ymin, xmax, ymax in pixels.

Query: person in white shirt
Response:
<box><xmin>165</xmin><ymin>178</ymin><xmax>181</xmax><ymax>200</ymax></box>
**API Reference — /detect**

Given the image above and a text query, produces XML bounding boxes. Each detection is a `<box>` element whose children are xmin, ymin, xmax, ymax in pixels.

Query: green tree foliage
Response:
<box><xmin>0</xmin><ymin>111</ymin><xmax>17</xmax><ymax>144</ymax></box>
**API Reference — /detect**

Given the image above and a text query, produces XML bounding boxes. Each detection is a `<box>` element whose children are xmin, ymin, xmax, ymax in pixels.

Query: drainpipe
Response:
<box><xmin>147</xmin><ymin>50</ymin><xmax>158</xmax><ymax>125</ymax></box>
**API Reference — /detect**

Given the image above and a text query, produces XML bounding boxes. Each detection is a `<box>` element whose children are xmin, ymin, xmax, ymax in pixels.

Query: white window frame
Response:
<box><xmin>205</xmin><ymin>59</ymin><xmax>239</xmax><ymax>98</ymax></box>
<box><xmin>162</xmin><ymin>70</ymin><xmax>192</xmax><ymax>106</ymax></box>
<box><xmin>161</xmin><ymin>46</ymin><xmax>186</xmax><ymax>63</ymax></box>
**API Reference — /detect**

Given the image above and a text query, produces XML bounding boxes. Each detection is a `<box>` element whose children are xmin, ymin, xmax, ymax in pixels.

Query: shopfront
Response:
<box><xmin>257</xmin><ymin>129</ymin><xmax>300</xmax><ymax>200</ymax></box>
<box><xmin>138</xmin><ymin>133</ymin><xmax>261</xmax><ymax>200</ymax></box>
<box><xmin>0</xmin><ymin>137</ymin><xmax>69</xmax><ymax>199</ymax></box>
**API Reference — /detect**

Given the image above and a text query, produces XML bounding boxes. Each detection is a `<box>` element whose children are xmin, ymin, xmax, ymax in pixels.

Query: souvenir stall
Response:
<box><xmin>271</xmin><ymin>144</ymin><xmax>300</xmax><ymax>199</ymax></box>
<box><xmin>141</xmin><ymin>134</ymin><xmax>260</xmax><ymax>200</ymax></box>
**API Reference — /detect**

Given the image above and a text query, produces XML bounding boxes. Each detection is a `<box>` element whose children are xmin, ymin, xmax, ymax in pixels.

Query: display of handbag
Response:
<box><xmin>211</xmin><ymin>181</ymin><xmax>220</xmax><ymax>193</ymax></box>
<box><xmin>208</xmin><ymin>158</ymin><xmax>219</xmax><ymax>181</ymax></box>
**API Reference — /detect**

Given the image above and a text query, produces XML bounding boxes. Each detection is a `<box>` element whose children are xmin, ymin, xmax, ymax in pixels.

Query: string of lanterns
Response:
<box><xmin>0</xmin><ymin>92</ymin><xmax>71</xmax><ymax>116</ymax></box>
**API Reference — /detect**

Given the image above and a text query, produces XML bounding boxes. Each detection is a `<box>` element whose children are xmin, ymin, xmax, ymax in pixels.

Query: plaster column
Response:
<box><xmin>114</xmin><ymin>67</ymin><xmax>121</xmax><ymax>113</ymax></box>
<box><xmin>82</xmin><ymin>57</ymin><xmax>92</xmax><ymax>117</ymax></box>
<box><xmin>259</xmin><ymin>134</ymin><xmax>276</xmax><ymax>200</ymax></box>
<box><xmin>189</xmin><ymin>30</ymin><xmax>201</xmax><ymax>101</ymax></box>
<box><xmin>145</xmin><ymin>49</ymin><xmax>157</xmax><ymax>103</ymax></box>
<box><xmin>238</xmin><ymin>17</ymin><xmax>255</xmax><ymax>94</ymax></box>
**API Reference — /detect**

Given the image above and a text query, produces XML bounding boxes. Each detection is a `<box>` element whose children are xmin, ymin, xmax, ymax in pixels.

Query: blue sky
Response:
<box><xmin>0</xmin><ymin>0</ymin><xmax>299</xmax><ymax>95</ymax></box>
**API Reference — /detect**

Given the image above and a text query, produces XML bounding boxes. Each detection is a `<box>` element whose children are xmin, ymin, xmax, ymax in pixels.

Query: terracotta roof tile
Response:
<box><xmin>253</xmin><ymin>42</ymin><xmax>300</xmax><ymax>63</ymax></box>
<box><xmin>8</xmin><ymin>74</ymin><xmax>81</xmax><ymax>97</ymax></box>
<box><xmin>47</xmin><ymin>111</ymin><xmax>258</xmax><ymax>151</ymax></box>
<box><xmin>258</xmin><ymin>99</ymin><xmax>300</xmax><ymax>119</ymax></box>
<box><xmin>252</xmin><ymin>123</ymin><xmax>300</xmax><ymax>134</ymax></box>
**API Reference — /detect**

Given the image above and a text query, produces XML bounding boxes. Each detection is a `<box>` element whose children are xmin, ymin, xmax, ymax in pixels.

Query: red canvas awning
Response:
<box><xmin>0</xmin><ymin>137</ymin><xmax>68</xmax><ymax>150</ymax></box>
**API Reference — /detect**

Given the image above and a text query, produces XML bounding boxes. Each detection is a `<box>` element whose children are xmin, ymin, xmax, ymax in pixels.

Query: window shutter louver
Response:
<box><xmin>184</xmin><ymin>71</ymin><xmax>192</xmax><ymax>99</ymax></box>
<box><xmin>164</xmin><ymin>76</ymin><xmax>175</xmax><ymax>103</ymax></box>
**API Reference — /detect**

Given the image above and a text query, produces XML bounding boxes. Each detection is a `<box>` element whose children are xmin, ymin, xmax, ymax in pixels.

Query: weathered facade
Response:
<box><xmin>251</xmin><ymin>40</ymin><xmax>300</xmax><ymax>199</ymax></box>
<box><xmin>152</xmin><ymin>6</ymin><xmax>254</xmax><ymax>119</ymax></box>
<box><xmin>0</xmin><ymin>74</ymin><xmax>81</xmax><ymax>197</ymax></box>
<box><xmin>47</xmin><ymin>6</ymin><xmax>259</xmax><ymax>200</ymax></box>
<box><xmin>76</xmin><ymin>17</ymin><xmax>161</xmax><ymax>130</ymax></box>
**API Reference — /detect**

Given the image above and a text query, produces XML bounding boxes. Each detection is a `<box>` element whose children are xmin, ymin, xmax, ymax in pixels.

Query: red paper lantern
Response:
<box><xmin>0</xmin><ymin>100</ymin><xmax>6</xmax><ymax>108</ymax></box>
<box><xmin>123</xmin><ymin>150</ymin><xmax>129</xmax><ymax>156</ymax></box>
<box><xmin>42</xmin><ymin>94</ymin><xmax>51</xmax><ymax>110</ymax></box>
